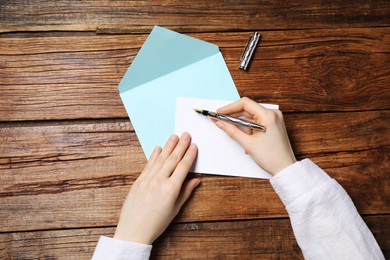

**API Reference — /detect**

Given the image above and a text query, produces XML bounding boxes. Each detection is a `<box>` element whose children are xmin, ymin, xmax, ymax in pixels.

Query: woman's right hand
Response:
<box><xmin>215</xmin><ymin>97</ymin><xmax>296</xmax><ymax>176</ymax></box>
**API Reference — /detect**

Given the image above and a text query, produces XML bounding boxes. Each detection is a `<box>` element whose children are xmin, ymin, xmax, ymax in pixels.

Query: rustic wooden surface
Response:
<box><xmin>0</xmin><ymin>0</ymin><xmax>389</xmax><ymax>259</ymax></box>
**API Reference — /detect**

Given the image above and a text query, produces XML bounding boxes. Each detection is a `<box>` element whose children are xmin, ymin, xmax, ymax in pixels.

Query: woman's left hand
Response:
<box><xmin>114</xmin><ymin>132</ymin><xmax>200</xmax><ymax>245</ymax></box>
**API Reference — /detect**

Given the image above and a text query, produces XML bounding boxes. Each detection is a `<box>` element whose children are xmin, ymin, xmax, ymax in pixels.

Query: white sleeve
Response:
<box><xmin>270</xmin><ymin>159</ymin><xmax>384</xmax><ymax>260</ymax></box>
<box><xmin>91</xmin><ymin>236</ymin><xmax>152</xmax><ymax>260</ymax></box>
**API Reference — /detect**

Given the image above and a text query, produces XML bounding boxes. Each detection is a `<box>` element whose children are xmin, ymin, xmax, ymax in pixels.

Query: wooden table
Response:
<box><xmin>1</xmin><ymin>1</ymin><xmax>389</xmax><ymax>258</ymax></box>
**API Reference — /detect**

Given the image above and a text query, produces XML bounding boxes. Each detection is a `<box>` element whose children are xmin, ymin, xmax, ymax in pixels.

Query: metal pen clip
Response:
<box><xmin>239</xmin><ymin>32</ymin><xmax>261</xmax><ymax>71</ymax></box>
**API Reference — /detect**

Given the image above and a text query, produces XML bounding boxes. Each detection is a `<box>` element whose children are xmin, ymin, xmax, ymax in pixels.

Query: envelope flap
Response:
<box><xmin>118</xmin><ymin>26</ymin><xmax>219</xmax><ymax>93</ymax></box>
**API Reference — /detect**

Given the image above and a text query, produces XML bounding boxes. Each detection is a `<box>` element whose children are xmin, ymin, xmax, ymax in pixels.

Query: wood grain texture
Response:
<box><xmin>1</xmin><ymin>1</ymin><xmax>389</xmax><ymax>258</ymax></box>
<box><xmin>0</xmin><ymin>216</ymin><xmax>388</xmax><ymax>259</ymax></box>
<box><xmin>0</xmin><ymin>28</ymin><xmax>389</xmax><ymax>121</ymax></box>
<box><xmin>1</xmin><ymin>111</ymin><xmax>388</xmax><ymax>232</ymax></box>
<box><xmin>0</xmin><ymin>0</ymin><xmax>389</xmax><ymax>33</ymax></box>
<box><xmin>1</xmin><ymin>111</ymin><xmax>388</xmax><ymax>189</ymax></box>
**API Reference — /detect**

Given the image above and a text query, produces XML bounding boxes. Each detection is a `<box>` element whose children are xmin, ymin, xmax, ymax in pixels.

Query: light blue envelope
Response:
<box><xmin>119</xmin><ymin>26</ymin><xmax>240</xmax><ymax>158</ymax></box>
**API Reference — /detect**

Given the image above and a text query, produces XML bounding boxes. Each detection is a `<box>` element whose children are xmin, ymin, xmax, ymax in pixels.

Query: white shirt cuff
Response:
<box><xmin>269</xmin><ymin>159</ymin><xmax>331</xmax><ymax>206</ymax></box>
<box><xmin>92</xmin><ymin>236</ymin><xmax>152</xmax><ymax>260</ymax></box>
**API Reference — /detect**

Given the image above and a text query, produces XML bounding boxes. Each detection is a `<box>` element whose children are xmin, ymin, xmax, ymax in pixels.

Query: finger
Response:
<box><xmin>215</xmin><ymin>120</ymin><xmax>251</xmax><ymax>148</ymax></box>
<box><xmin>224</xmin><ymin>111</ymin><xmax>253</xmax><ymax>119</ymax></box>
<box><xmin>146</xmin><ymin>146</ymin><xmax>162</xmax><ymax>169</ymax></box>
<box><xmin>160</xmin><ymin>134</ymin><xmax>180</xmax><ymax>159</ymax></box>
<box><xmin>159</xmin><ymin>132</ymin><xmax>192</xmax><ymax>177</ymax></box>
<box><xmin>222</xmin><ymin>113</ymin><xmax>256</xmax><ymax>135</ymax></box>
<box><xmin>212</xmin><ymin>117</ymin><xmax>253</xmax><ymax>135</ymax></box>
<box><xmin>138</xmin><ymin>146</ymin><xmax>162</xmax><ymax>180</ymax></box>
<box><xmin>237</xmin><ymin>124</ymin><xmax>253</xmax><ymax>135</ymax></box>
<box><xmin>217</xmin><ymin>97</ymin><xmax>268</xmax><ymax>117</ymax></box>
<box><xmin>170</xmin><ymin>143</ymin><xmax>198</xmax><ymax>184</ymax></box>
<box><xmin>149</xmin><ymin>134</ymin><xmax>179</xmax><ymax>174</ymax></box>
<box><xmin>175</xmin><ymin>178</ymin><xmax>201</xmax><ymax>212</ymax></box>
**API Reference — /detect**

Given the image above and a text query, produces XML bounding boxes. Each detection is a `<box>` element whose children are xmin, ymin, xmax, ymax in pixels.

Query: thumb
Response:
<box><xmin>215</xmin><ymin>120</ymin><xmax>250</xmax><ymax>148</ymax></box>
<box><xmin>175</xmin><ymin>178</ymin><xmax>201</xmax><ymax>211</ymax></box>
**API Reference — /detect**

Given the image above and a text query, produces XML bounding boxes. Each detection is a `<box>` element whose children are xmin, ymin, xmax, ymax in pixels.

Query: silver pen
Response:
<box><xmin>193</xmin><ymin>108</ymin><xmax>266</xmax><ymax>132</ymax></box>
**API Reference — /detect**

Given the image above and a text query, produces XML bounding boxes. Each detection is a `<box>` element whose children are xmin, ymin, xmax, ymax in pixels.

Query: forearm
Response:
<box><xmin>270</xmin><ymin>159</ymin><xmax>384</xmax><ymax>260</ymax></box>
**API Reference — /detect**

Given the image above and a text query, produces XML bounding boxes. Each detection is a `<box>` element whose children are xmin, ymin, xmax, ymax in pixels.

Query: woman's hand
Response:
<box><xmin>216</xmin><ymin>97</ymin><xmax>296</xmax><ymax>176</ymax></box>
<box><xmin>114</xmin><ymin>132</ymin><xmax>200</xmax><ymax>244</ymax></box>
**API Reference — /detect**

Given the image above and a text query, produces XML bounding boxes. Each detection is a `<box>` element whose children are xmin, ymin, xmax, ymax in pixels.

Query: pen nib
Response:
<box><xmin>193</xmin><ymin>108</ymin><xmax>211</xmax><ymax>116</ymax></box>
<box><xmin>193</xmin><ymin>108</ymin><xmax>202</xmax><ymax>114</ymax></box>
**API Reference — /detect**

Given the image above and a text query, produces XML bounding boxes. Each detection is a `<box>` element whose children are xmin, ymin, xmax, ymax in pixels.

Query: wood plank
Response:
<box><xmin>1</xmin><ymin>111</ymin><xmax>388</xmax><ymax>190</ymax></box>
<box><xmin>0</xmin><ymin>0</ymin><xmax>389</xmax><ymax>33</ymax></box>
<box><xmin>153</xmin><ymin>215</ymin><xmax>389</xmax><ymax>259</ymax></box>
<box><xmin>0</xmin><ymin>148</ymin><xmax>387</xmax><ymax>232</ymax></box>
<box><xmin>0</xmin><ymin>28</ymin><xmax>389</xmax><ymax>121</ymax></box>
<box><xmin>0</xmin><ymin>215</ymin><xmax>388</xmax><ymax>259</ymax></box>
<box><xmin>0</xmin><ymin>111</ymin><xmax>388</xmax><ymax>231</ymax></box>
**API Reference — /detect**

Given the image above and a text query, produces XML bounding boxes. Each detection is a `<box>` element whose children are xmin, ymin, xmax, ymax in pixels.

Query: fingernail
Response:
<box><xmin>149</xmin><ymin>146</ymin><xmax>161</xmax><ymax>159</ymax></box>
<box><xmin>181</xmin><ymin>132</ymin><xmax>190</xmax><ymax>140</ymax></box>
<box><xmin>169</xmin><ymin>134</ymin><xmax>178</xmax><ymax>141</ymax></box>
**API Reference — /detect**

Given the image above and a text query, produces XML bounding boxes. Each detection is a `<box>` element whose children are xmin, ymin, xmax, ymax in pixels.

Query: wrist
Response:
<box><xmin>114</xmin><ymin>227</ymin><xmax>153</xmax><ymax>245</ymax></box>
<box><xmin>270</xmin><ymin>157</ymin><xmax>297</xmax><ymax>176</ymax></box>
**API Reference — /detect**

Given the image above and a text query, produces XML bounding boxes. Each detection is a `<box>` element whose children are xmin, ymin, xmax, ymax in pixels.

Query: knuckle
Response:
<box><xmin>266</xmin><ymin>110</ymin><xmax>281</xmax><ymax>124</ymax></box>
<box><xmin>177</xmin><ymin>158</ymin><xmax>191</xmax><ymax>171</ymax></box>
<box><xmin>155</xmin><ymin>155</ymin><xmax>165</xmax><ymax>166</ymax></box>
<box><xmin>275</xmin><ymin>109</ymin><xmax>283</xmax><ymax>118</ymax></box>
<box><xmin>163</xmin><ymin>182</ymin><xmax>177</xmax><ymax>196</ymax></box>
<box><xmin>168</xmin><ymin>152</ymin><xmax>180</xmax><ymax>164</ymax></box>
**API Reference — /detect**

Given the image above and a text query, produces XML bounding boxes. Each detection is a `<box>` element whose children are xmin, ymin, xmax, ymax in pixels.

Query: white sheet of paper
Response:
<box><xmin>175</xmin><ymin>97</ymin><xmax>279</xmax><ymax>179</ymax></box>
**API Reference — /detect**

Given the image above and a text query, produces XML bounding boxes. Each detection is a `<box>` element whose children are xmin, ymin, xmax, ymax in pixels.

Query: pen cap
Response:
<box><xmin>239</xmin><ymin>32</ymin><xmax>260</xmax><ymax>71</ymax></box>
